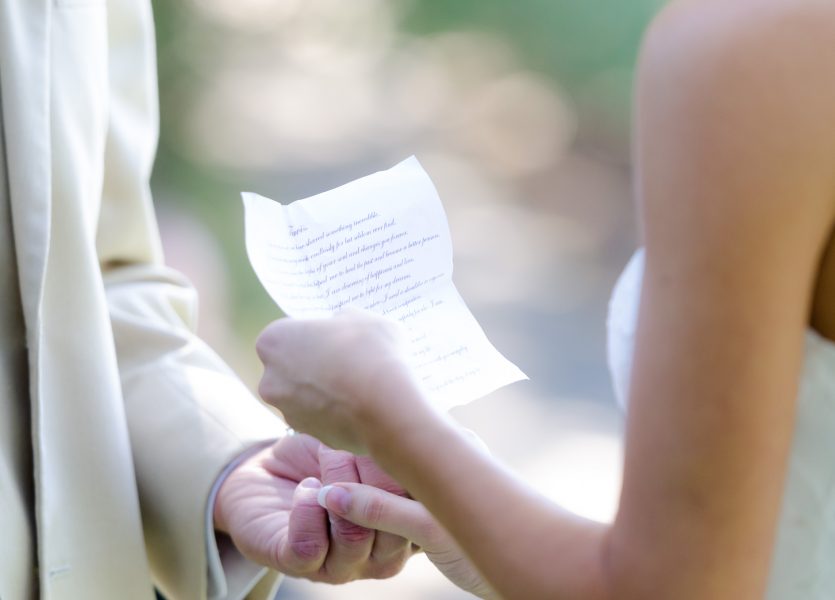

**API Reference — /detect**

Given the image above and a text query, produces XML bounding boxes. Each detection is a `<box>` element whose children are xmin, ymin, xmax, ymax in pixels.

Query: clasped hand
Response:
<box><xmin>214</xmin><ymin>432</ymin><xmax>494</xmax><ymax>598</ymax></box>
<box><xmin>213</xmin><ymin>433</ymin><xmax>414</xmax><ymax>583</ymax></box>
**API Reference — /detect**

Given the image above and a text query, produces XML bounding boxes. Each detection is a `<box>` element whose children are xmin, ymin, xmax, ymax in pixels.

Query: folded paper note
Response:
<box><xmin>242</xmin><ymin>156</ymin><xmax>526</xmax><ymax>410</ymax></box>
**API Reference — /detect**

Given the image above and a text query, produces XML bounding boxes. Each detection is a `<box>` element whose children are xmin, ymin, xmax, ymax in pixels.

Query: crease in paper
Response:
<box><xmin>243</xmin><ymin>156</ymin><xmax>526</xmax><ymax>410</ymax></box>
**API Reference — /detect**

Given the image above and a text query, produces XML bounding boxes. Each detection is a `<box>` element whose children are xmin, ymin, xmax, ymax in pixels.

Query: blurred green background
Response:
<box><xmin>149</xmin><ymin>1</ymin><xmax>664</xmax><ymax>598</ymax></box>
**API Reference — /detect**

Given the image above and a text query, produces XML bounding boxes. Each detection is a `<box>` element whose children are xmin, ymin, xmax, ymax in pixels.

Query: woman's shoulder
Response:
<box><xmin>633</xmin><ymin>0</ymin><xmax>835</xmax><ymax>291</ymax></box>
<box><xmin>646</xmin><ymin>0</ymin><xmax>835</xmax><ymax>52</ymax></box>
<box><xmin>640</xmin><ymin>0</ymin><xmax>835</xmax><ymax>91</ymax></box>
<box><xmin>635</xmin><ymin>0</ymin><xmax>835</xmax><ymax>217</ymax></box>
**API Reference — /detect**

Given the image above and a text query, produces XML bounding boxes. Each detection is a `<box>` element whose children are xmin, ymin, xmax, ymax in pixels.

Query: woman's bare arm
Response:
<box><xmin>608</xmin><ymin>1</ymin><xmax>835</xmax><ymax>598</ymax></box>
<box><xmin>257</xmin><ymin>2</ymin><xmax>835</xmax><ymax>598</ymax></box>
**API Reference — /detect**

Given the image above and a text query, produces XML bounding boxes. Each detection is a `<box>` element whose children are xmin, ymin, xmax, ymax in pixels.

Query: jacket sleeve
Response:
<box><xmin>105</xmin><ymin>265</ymin><xmax>284</xmax><ymax>600</ymax></box>
<box><xmin>96</xmin><ymin>0</ymin><xmax>284</xmax><ymax>596</ymax></box>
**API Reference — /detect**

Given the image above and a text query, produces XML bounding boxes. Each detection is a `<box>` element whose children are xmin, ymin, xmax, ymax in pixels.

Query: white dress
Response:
<box><xmin>607</xmin><ymin>250</ymin><xmax>835</xmax><ymax>599</ymax></box>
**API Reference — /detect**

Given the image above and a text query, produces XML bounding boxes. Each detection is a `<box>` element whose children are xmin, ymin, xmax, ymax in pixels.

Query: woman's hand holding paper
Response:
<box><xmin>255</xmin><ymin>308</ymin><xmax>440</xmax><ymax>456</ymax></box>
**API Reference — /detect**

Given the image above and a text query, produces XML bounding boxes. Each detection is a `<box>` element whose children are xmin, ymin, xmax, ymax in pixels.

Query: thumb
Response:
<box><xmin>318</xmin><ymin>482</ymin><xmax>444</xmax><ymax>551</ymax></box>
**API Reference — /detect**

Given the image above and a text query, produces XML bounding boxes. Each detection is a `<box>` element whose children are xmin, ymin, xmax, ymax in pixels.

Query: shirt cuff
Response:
<box><xmin>205</xmin><ymin>440</ymin><xmax>277</xmax><ymax>600</ymax></box>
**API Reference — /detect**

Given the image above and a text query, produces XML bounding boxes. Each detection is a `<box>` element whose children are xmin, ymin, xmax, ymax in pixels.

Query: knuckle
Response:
<box><xmin>257</xmin><ymin>374</ymin><xmax>287</xmax><ymax>406</ymax></box>
<box><xmin>319</xmin><ymin>449</ymin><xmax>358</xmax><ymax>483</ymax></box>
<box><xmin>371</xmin><ymin>536</ymin><xmax>410</xmax><ymax>564</ymax></box>
<box><xmin>332</xmin><ymin>519</ymin><xmax>373</xmax><ymax>545</ymax></box>
<box><xmin>355</xmin><ymin>457</ymin><xmax>405</xmax><ymax>494</ymax></box>
<box><xmin>256</xmin><ymin>375</ymin><xmax>273</xmax><ymax>402</ymax></box>
<box><xmin>361</xmin><ymin>495</ymin><xmax>388</xmax><ymax>526</ymax></box>
<box><xmin>254</xmin><ymin>327</ymin><xmax>276</xmax><ymax>362</ymax></box>
<box><xmin>367</xmin><ymin>555</ymin><xmax>408</xmax><ymax>580</ymax></box>
<box><xmin>288</xmin><ymin>536</ymin><xmax>327</xmax><ymax>564</ymax></box>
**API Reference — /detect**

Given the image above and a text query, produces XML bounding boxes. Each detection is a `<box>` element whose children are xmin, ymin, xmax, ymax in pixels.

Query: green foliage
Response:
<box><xmin>404</xmin><ymin>0</ymin><xmax>662</xmax><ymax>79</ymax></box>
<box><xmin>403</xmin><ymin>0</ymin><xmax>665</xmax><ymax>122</ymax></box>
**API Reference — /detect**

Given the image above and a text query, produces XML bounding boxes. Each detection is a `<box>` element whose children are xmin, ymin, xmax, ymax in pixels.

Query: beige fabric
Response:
<box><xmin>0</xmin><ymin>0</ymin><xmax>284</xmax><ymax>598</ymax></box>
<box><xmin>0</xmin><ymin>80</ymin><xmax>37</xmax><ymax>600</ymax></box>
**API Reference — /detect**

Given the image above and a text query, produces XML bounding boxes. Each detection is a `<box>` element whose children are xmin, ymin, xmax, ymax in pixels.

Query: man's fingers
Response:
<box><xmin>318</xmin><ymin>445</ymin><xmax>360</xmax><ymax>485</ymax></box>
<box><xmin>282</xmin><ymin>477</ymin><xmax>329</xmax><ymax>574</ymax></box>
<box><xmin>318</xmin><ymin>446</ymin><xmax>375</xmax><ymax>581</ymax></box>
<box><xmin>355</xmin><ymin>455</ymin><xmax>408</xmax><ymax>496</ymax></box>
<box><xmin>367</xmin><ymin>530</ymin><xmax>412</xmax><ymax>579</ymax></box>
<box><xmin>318</xmin><ymin>482</ymin><xmax>444</xmax><ymax>551</ymax></box>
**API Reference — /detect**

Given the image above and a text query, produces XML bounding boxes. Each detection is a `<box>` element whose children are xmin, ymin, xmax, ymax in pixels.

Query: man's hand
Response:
<box><xmin>213</xmin><ymin>433</ymin><xmax>414</xmax><ymax>583</ymax></box>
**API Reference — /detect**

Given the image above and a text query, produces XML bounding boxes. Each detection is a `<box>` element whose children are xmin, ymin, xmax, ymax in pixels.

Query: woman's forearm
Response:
<box><xmin>363</xmin><ymin>380</ymin><xmax>612</xmax><ymax>600</ymax></box>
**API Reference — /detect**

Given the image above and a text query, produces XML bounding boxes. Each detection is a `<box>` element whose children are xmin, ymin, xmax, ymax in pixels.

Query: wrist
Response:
<box><xmin>361</xmin><ymin>360</ymin><xmax>424</xmax><ymax>426</ymax></box>
<box><xmin>361</xmin><ymin>363</ymin><xmax>450</xmax><ymax>465</ymax></box>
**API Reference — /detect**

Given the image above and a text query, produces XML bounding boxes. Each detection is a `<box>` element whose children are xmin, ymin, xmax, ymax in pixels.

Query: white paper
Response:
<box><xmin>242</xmin><ymin>156</ymin><xmax>526</xmax><ymax>410</ymax></box>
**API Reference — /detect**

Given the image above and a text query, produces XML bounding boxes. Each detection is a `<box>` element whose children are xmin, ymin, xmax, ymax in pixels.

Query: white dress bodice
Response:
<box><xmin>607</xmin><ymin>250</ymin><xmax>835</xmax><ymax>599</ymax></box>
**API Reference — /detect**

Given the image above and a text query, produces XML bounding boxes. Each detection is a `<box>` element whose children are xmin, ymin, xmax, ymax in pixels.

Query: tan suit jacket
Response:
<box><xmin>0</xmin><ymin>0</ymin><xmax>283</xmax><ymax>597</ymax></box>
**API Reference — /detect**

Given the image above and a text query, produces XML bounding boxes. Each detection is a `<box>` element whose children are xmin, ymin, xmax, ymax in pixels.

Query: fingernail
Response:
<box><xmin>317</xmin><ymin>485</ymin><xmax>351</xmax><ymax>514</ymax></box>
<box><xmin>316</xmin><ymin>485</ymin><xmax>331</xmax><ymax>508</ymax></box>
<box><xmin>299</xmin><ymin>477</ymin><xmax>322</xmax><ymax>490</ymax></box>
